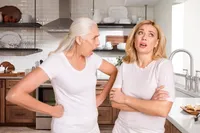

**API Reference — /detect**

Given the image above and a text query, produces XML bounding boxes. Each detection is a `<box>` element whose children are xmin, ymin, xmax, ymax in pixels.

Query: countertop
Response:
<box><xmin>0</xmin><ymin>76</ymin><xmax>23</xmax><ymax>79</ymax></box>
<box><xmin>167</xmin><ymin>98</ymin><xmax>200</xmax><ymax>133</ymax></box>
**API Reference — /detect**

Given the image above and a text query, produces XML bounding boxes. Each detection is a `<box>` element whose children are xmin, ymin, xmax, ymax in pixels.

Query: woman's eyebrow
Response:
<box><xmin>149</xmin><ymin>31</ymin><xmax>156</xmax><ymax>34</ymax></box>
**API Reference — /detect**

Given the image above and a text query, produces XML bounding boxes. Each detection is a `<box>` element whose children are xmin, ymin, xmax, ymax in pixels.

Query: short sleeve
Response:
<box><xmin>90</xmin><ymin>53</ymin><xmax>103</xmax><ymax>69</ymax></box>
<box><xmin>112</xmin><ymin>63</ymin><xmax>123</xmax><ymax>88</ymax></box>
<box><xmin>39</xmin><ymin>54</ymin><xmax>60</xmax><ymax>80</ymax></box>
<box><xmin>157</xmin><ymin>60</ymin><xmax>175</xmax><ymax>102</ymax></box>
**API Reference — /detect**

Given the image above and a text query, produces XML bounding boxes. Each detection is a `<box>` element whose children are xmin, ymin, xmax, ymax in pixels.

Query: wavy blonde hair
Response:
<box><xmin>123</xmin><ymin>20</ymin><xmax>167</xmax><ymax>63</ymax></box>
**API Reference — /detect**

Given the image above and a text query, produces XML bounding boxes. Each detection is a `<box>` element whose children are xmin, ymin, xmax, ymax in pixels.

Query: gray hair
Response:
<box><xmin>49</xmin><ymin>17</ymin><xmax>96</xmax><ymax>55</ymax></box>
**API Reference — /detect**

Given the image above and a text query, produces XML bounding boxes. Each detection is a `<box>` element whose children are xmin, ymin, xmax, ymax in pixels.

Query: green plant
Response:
<box><xmin>115</xmin><ymin>56</ymin><xmax>123</xmax><ymax>66</ymax></box>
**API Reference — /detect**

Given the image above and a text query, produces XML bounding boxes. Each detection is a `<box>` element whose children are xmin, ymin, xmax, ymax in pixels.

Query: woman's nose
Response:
<box><xmin>96</xmin><ymin>39</ymin><xmax>100</xmax><ymax>47</ymax></box>
<box><xmin>142</xmin><ymin>33</ymin><xmax>147</xmax><ymax>40</ymax></box>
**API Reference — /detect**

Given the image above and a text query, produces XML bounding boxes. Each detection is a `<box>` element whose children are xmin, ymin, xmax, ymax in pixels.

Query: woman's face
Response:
<box><xmin>80</xmin><ymin>24</ymin><xmax>100</xmax><ymax>57</ymax></box>
<box><xmin>134</xmin><ymin>24</ymin><xmax>159</xmax><ymax>56</ymax></box>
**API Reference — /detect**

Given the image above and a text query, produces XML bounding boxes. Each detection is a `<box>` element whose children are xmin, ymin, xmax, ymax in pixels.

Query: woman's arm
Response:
<box><xmin>110</xmin><ymin>86</ymin><xmax>169</xmax><ymax>112</ymax></box>
<box><xmin>96</xmin><ymin>60</ymin><xmax>117</xmax><ymax>107</ymax></box>
<box><xmin>111</xmin><ymin>101</ymin><xmax>138</xmax><ymax>112</ymax></box>
<box><xmin>110</xmin><ymin>88</ymin><xmax>172</xmax><ymax>117</ymax></box>
<box><xmin>6</xmin><ymin>68</ymin><xmax>63</xmax><ymax>117</ymax></box>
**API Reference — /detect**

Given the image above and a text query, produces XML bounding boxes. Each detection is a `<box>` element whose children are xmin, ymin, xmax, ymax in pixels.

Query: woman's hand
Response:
<box><xmin>110</xmin><ymin>88</ymin><xmax>126</xmax><ymax>104</ymax></box>
<box><xmin>51</xmin><ymin>104</ymin><xmax>64</xmax><ymax>118</ymax></box>
<box><xmin>151</xmin><ymin>86</ymin><xmax>169</xmax><ymax>100</ymax></box>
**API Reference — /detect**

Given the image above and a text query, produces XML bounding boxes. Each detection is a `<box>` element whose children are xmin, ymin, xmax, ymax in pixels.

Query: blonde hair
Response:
<box><xmin>49</xmin><ymin>17</ymin><xmax>96</xmax><ymax>55</ymax></box>
<box><xmin>123</xmin><ymin>20</ymin><xmax>167</xmax><ymax>63</ymax></box>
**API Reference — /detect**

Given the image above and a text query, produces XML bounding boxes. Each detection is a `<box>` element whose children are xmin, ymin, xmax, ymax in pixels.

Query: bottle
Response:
<box><xmin>93</xmin><ymin>9</ymin><xmax>102</xmax><ymax>23</ymax></box>
<box><xmin>0</xmin><ymin>12</ymin><xmax>3</xmax><ymax>23</ymax></box>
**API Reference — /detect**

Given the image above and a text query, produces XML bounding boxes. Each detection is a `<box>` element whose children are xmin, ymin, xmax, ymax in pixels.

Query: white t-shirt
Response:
<box><xmin>112</xmin><ymin>58</ymin><xmax>175</xmax><ymax>133</ymax></box>
<box><xmin>39</xmin><ymin>52</ymin><xmax>102</xmax><ymax>133</ymax></box>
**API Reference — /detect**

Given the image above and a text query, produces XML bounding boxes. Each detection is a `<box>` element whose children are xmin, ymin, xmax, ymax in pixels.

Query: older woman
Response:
<box><xmin>110</xmin><ymin>20</ymin><xmax>175</xmax><ymax>133</ymax></box>
<box><xmin>6</xmin><ymin>17</ymin><xmax>117</xmax><ymax>133</ymax></box>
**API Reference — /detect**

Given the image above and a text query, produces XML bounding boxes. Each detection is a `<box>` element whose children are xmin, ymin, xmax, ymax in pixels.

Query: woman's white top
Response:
<box><xmin>112</xmin><ymin>58</ymin><xmax>175</xmax><ymax>133</ymax></box>
<box><xmin>39</xmin><ymin>52</ymin><xmax>102</xmax><ymax>133</ymax></box>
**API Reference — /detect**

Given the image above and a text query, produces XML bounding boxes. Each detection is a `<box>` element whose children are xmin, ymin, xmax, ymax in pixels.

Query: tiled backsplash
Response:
<box><xmin>0</xmin><ymin>0</ymin><xmax>154</xmax><ymax>72</ymax></box>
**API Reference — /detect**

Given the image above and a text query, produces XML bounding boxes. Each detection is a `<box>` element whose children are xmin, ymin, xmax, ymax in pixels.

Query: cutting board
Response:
<box><xmin>0</xmin><ymin>72</ymin><xmax>25</xmax><ymax>77</ymax></box>
<box><xmin>181</xmin><ymin>106</ymin><xmax>200</xmax><ymax>115</ymax></box>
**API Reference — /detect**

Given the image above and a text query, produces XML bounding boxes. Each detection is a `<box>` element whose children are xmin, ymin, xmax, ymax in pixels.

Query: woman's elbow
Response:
<box><xmin>6</xmin><ymin>90</ymin><xmax>19</xmax><ymax>103</ymax></box>
<box><xmin>159</xmin><ymin>111</ymin><xmax>169</xmax><ymax>118</ymax></box>
<box><xmin>159</xmin><ymin>106</ymin><xmax>172</xmax><ymax>117</ymax></box>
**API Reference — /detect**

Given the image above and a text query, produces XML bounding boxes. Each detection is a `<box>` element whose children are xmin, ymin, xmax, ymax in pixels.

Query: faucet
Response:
<box><xmin>194</xmin><ymin>70</ymin><xmax>200</xmax><ymax>92</ymax></box>
<box><xmin>169</xmin><ymin>49</ymin><xmax>194</xmax><ymax>91</ymax></box>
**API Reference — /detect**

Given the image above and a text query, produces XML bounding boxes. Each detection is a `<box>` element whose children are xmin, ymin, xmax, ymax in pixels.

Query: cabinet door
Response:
<box><xmin>165</xmin><ymin>119</ymin><xmax>172</xmax><ymax>133</ymax></box>
<box><xmin>0</xmin><ymin>80</ymin><xmax>5</xmax><ymax>123</ymax></box>
<box><xmin>6</xmin><ymin>106</ymin><xmax>35</xmax><ymax>123</ymax></box>
<box><xmin>5</xmin><ymin>79</ymin><xmax>35</xmax><ymax>124</ymax></box>
<box><xmin>112</xmin><ymin>108</ymin><xmax>120</xmax><ymax>123</ymax></box>
<box><xmin>98</xmin><ymin>107</ymin><xmax>113</xmax><ymax>124</ymax></box>
<box><xmin>6</xmin><ymin>79</ymin><xmax>19</xmax><ymax>88</ymax></box>
<box><xmin>172</xmin><ymin>124</ymin><xmax>182</xmax><ymax>133</ymax></box>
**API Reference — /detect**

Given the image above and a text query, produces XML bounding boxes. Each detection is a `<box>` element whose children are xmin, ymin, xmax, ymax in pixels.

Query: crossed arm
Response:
<box><xmin>110</xmin><ymin>86</ymin><xmax>173</xmax><ymax>117</ymax></box>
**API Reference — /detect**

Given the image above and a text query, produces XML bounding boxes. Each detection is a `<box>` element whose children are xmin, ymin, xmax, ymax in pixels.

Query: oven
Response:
<box><xmin>36</xmin><ymin>82</ymin><xmax>55</xmax><ymax>129</ymax></box>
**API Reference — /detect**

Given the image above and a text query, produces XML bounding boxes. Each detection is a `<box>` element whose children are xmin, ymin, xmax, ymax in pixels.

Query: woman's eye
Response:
<box><xmin>149</xmin><ymin>33</ymin><xmax>154</xmax><ymax>37</ymax></box>
<box><xmin>138</xmin><ymin>31</ymin><xmax>143</xmax><ymax>35</ymax></box>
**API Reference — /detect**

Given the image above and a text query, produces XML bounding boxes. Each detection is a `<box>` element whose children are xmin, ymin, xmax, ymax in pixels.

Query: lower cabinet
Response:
<box><xmin>1</xmin><ymin>79</ymin><xmax>182</xmax><ymax>132</ymax></box>
<box><xmin>96</xmin><ymin>80</ymin><xmax>119</xmax><ymax>125</ymax></box>
<box><xmin>0</xmin><ymin>80</ymin><xmax>5</xmax><ymax>123</ymax></box>
<box><xmin>0</xmin><ymin>79</ymin><xmax>35</xmax><ymax>125</ymax></box>
<box><xmin>165</xmin><ymin>119</ymin><xmax>181</xmax><ymax>133</ymax></box>
<box><xmin>6</xmin><ymin>106</ymin><xmax>35</xmax><ymax>123</ymax></box>
<box><xmin>98</xmin><ymin>107</ymin><xmax>113</xmax><ymax>124</ymax></box>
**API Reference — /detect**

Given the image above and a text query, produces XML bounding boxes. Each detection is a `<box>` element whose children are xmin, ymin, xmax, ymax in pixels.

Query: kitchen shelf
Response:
<box><xmin>94</xmin><ymin>49</ymin><xmax>125</xmax><ymax>57</ymax></box>
<box><xmin>0</xmin><ymin>48</ymin><xmax>43</xmax><ymax>56</ymax></box>
<box><xmin>94</xmin><ymin>49</ymin><xmax>125</xmax><ymax>52</ymax></box>
<box><xmin>97</xmin><ymin>23</ymin><xmax>136</xmax><ymax>28</ymax></box>
<box><xmin>0</xmin><ymin>23</ymin><xmax>42</xmax><ymax>28</ymax></box>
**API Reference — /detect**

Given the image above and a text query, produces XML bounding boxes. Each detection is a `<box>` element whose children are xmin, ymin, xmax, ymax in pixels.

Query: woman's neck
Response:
<box><xmin>136</xmin><ymin>54</ymin><xmax>153</xmax><ymax>68</ymax></box>
<box><xmin>64</xmin><ymin>44</ymin><xmax>83</xmax><ymax>60</ymax></box>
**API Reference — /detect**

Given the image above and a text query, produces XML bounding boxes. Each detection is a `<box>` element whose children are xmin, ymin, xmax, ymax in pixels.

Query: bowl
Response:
<box><xmin>117</xmin><ymin>43</ymin><xmax>126</xmax><ymax>50</ymax></box>
<box><xmin>103</xmin><ymin>17</ymin><xmax>115</xmax><ymax>24</ymax></box>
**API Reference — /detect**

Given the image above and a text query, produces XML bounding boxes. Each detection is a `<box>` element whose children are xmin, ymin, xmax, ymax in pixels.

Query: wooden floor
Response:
<box><xmin>0</xmin><ymin>125</ymin><xmax>113</xmax><ymax>133</ymax></box>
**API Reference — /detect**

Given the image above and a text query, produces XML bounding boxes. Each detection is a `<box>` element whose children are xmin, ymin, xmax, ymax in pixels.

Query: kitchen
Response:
<box><xmin>0</xmin><ymin>0</ymin><xmax>200</xmax><ymax>133</ymax></box>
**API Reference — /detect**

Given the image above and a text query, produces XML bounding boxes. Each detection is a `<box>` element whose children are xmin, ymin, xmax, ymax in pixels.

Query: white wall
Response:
<box><xmin>0</xmin><ymin>0</ymin><xmax>61</xmax><ymax>71</ymax></box>
<box><xmin>0</xmin><ymin>0</ymin><xmax>155</xmax><ymax>72</ymax></box>
<box><xmin>183</xmin><ymin>0</ymin><xmax>200</xmax><ymax>73</ymax></box>
<box><xmin>154</xmin><ymin>0</ymin><xmax>173</xmax><ymax>56</ymax></box>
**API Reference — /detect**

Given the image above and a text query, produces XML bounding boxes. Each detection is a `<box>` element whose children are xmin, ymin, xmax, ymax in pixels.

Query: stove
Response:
<box><xmin>36</xmin><ymin>81</ymin><xmax>54</xmax><ymax>129</ymax></box>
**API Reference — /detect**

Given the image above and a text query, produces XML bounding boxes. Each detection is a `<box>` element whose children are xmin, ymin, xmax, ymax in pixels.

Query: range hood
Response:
<box><xmin>42</xmin><ymin>0</ymin><xmax>73</xmax><ymax>33</ymax></box>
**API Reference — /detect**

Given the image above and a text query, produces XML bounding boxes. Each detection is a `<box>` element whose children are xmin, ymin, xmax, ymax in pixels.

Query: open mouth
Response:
<box><xmin>139</xmin><ymin>43</ymin><xmax>147</xmax><ymax>48</ymax></box>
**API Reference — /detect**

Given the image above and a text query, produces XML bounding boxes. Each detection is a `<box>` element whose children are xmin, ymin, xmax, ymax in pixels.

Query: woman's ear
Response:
<box><xmin>75</xmin><ymin>36</ymin><xmax>83</xmax><ymax>45</ymax></box>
